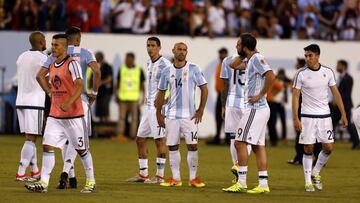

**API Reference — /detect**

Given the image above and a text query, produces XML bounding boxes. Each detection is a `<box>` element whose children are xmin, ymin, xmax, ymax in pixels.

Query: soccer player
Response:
<box><xmin>25</xmin><ymin>34</ymin><xmax>96</xmax><ymax>193</ymax></box>
<box><xmin>223</xmin><ymin>33</ymin><xmax>275</xmax><ymax>194</ymax></box>
<box><xmin>15</xmin><ymin>31</ymin><xmax>47</xmax><ymax>182</ymax></box>
<box><xmin>219</xmin><ymin>41</ymin><xmax>251</xmax><ymax>183</ymax></box>
<box><xmin>155</xmin><ymin>42</ymin><xmax>208</xmax><ymax>187</ymax></box>
<box><xmin>41</xmin><ymin>26</ymin><xmax>100</xmax><ymax>189</ymax></box>
<box><xmin>127</xmin><ymin>37</ymin><xmax>171</xmax><ymax>183</ymax></box>
<box><xmin>292</xmin><ymin>44</ymin><xmax>347</xmax><ymax>192</ymax></box>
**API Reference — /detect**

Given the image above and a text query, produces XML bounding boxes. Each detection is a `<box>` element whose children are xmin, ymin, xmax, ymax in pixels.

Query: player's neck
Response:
<box><xmin>56</xmin><ymin>53</ymin><xmax>68</xmax><ymax>63</ymax></box>
<box><xmin>174</xmin><ymin>60</ymin><xmax>186</xmax><ymax>69</ymax></box>
<box><xmin>247</xmin><ymin>51</ymin><xmax>257</xmax><ymax>59</ymax></box>
<box><xmin>150</xmin><ymin>54</ymin><xmax>161</xmax><ymax>62</ymax></box>
<box><xmin>308</xmin><ymin>63</ymin><xmax>321</xmax><ymax>70</ymax></box>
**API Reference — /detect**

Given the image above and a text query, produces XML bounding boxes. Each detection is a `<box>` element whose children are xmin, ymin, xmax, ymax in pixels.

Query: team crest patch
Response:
<box><xmin>323</xmin><ymin>73</ymin><xmax>326</xmax><ymax>78</ymax></box>
<box><xmin>183</xmin><ymin>71</ymin><xmax>188</xmax><ymax>80</ymax></box>
<box><xmin>260</xmin><ymin>59</ymin><xmax>266</xmax><ymax>65</ymax></box>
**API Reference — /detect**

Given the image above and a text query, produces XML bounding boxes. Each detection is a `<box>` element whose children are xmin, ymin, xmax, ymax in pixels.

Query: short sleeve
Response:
<box><xmin>42</xmin><ymin>55</ymin><xmax>56</xmax><ymax>68</ymax></box>
<box><xmin>84</xmin><ymin>49</ymin><xmax>96</xmax><ymax>65</ymax></box>
<box><xmin>158</xmin><ymin>67</ymin><xmax>169</xmax><ymax>90</ymax></box>
<box><xmin>193</xmin><ymin>65</ymin><xmax>207</xmax><ymax>86</ymax></box>
<box><xmin>328</xmin><ymin>69</ymin><xmax>336</xmax><ymax>87</ymax></box>
<box><xmin>253</xmin><ymin>55</ymin><xmax>271</xmax><ymax>76</ymax></box>
<box><xmin>293</xmin><ymin>71</ymin><xmax>303</xmax><ymax>89</ymax></box>
<box><xmin>69</xmin><ymin>60</ymin><xmax>83</xmax><ymax>81</ymax></box>
<box><xmin>220</xmin><ymin>57</ymin><xmax>229</xmax><ymax>79</ymax></box>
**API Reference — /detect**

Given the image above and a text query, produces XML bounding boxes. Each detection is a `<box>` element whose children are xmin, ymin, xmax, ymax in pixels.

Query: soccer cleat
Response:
<box><xmin>31</xmin><ymin>170</ymin><xmax>41</xmax><ymax>180</ymax></box>
<box><xmin>80</xmin><ymin>180</ymin><xmax>96</xmax><ymax>193</ymax></box>
<box><xmin>222</xmin><ymin>182</ymin><xmax>247</xmax><ymax>193</ymax></box>
<box><xmin>311</xmin><ymin>173</ymin><xmax>323</xmax><ymax>190</ymax></box>
<box><xmin>126</xmin><ymin>174</ymin><xmax>149</xmax><ymax>182</ymax></box>
<box><xmin>160</xmin><ymin>178</ymin><xmax>182</xmax><ymax>187</ymax></box>
<box><xmin>69</xmin><ymin>177</ymin><xmax>77</xmax><ymax>188</ymax></box>
<box><xmin>144</xmin><ymin>175</ymin><xmax>164</xmax><ymax>184</ymax></box>
<box><xmin>56</xmin><ymin>172</ymin><xmax>69</xmax><ymax>189</ymax></box>
<box><xmin>305</xmin><ymin>183</ymin><xmax>315</xmax><ymax>192</ymax></box>
<box><xmin>188</xmin><ymin>177</ymin><xmax>206</xmax><ymax>188</ymax></box>
<box><xmin>16</xmin><ymin>173</ymin><xmax>37</xmax><ymax>182</ymax></box>
<box><xmin>231</xmin><ymin>164</ymin><xmax>239</xmax><ymax>183</ymax></box>
<box><xmin>25</xmin><ymin>180</ymin><xmax>48</xmax><ymax>193</ymax></box>
<box><xmin>247</xmin><ymin>185</ymin><xmax>270</xmax><ymax>194</ymax></box>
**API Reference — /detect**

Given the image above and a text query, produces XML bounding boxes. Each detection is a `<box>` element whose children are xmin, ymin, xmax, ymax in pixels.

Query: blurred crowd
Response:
<box><xmin>1</xmin><ymin>0</ymin><xmax>360</xmax><ymax>40</ymax></box>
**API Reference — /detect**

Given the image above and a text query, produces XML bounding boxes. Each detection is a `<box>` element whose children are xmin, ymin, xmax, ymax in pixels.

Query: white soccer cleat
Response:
<box><xmin>311</xmin><ymin>173</ymin><xmax>323</xmax><ymax>190</ymax></box>
<box><xmin>144</xmin><ymin>176</ymin><xmax>164</xmax><ymax>184</ymax></box>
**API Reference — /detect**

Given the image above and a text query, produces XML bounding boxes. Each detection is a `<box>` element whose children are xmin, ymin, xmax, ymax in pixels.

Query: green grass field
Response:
<box><xmin>1</xmin><ymin>135</ymin><xmax>359</xmax><ymax>203</ymax></box>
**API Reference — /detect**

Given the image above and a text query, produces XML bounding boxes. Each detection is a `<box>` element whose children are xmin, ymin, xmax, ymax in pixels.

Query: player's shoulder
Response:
<box><xmin>188</xmin><ymin>61</ymin><xmax>201</xmax><ymax>70</ymax></box>
<box><xmin>159</xmin><ymin>56</ymin><xmax>172</xmax><ymax>67</ymax></box>
<box><xmin>295</xmin><ymin>67</ymin><xmax>307</xmax><ymax>75</ymax></box>
<box><xmin>321</xmin><ymin>64</ymin><xmax>335</xmax><ymax>73</ymax></box>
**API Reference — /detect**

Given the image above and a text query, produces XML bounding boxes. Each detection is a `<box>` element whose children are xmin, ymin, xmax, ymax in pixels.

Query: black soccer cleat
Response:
<box><xmin>69</xmin><ymin>177</ymin><xmax>77</xmax><ymax>189</ymax></box>
<box><xmin>56</xmin><ymin>172</ymin><xmax>68</xmax><ymax>189</ymax></box>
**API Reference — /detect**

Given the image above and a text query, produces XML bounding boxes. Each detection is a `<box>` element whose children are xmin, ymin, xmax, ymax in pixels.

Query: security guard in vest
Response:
<box><xmin>114</xmin><ymin>52</ymin><xmax>145</xmax><ymax>140</ymax></box>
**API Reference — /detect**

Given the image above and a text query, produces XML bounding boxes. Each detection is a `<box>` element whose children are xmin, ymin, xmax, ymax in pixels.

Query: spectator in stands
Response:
<box><xmin>304</xmin><ymin>16</ymin><xmax>317</xmax><ymax>39</ymax></box>
<box><xmin>254</xmin><ymin>15</ymin><xmax>270</xmax><ymax>38</ymax></box>
<box><xmin>318</xmin><ymin>0</ymin><xmax>340</xmax><ymax>41</ymax></box>
<box><xmin>189</xmin><ymin>1</ymin><xmax>207</xmax><ymax>37</ymax></box>
<box><xmin>94</xmin><ymin>51</ymin><xmax>113</xmax><ymax>122</ymax></box>
<box><xmin>268</xmin><ymin>16</ymin><xmax>284</xmax><ymax>39</ymax></box>
<box><xmin>132</xmin><ymin>0</ymin><xmax>157</xmax><ymax>34</ymax></box>
<box><xmin>0</xmin><ymin>0</ymin><xmax>12</xmax><ymax>30</ymax></box>
<box><xmin>66</xmin><ymin>0</ymin><xmax>89</xmax><ymax>32</ymax></box>
<box><xmin>234</xmin><ymin>9</ymin><xmax>251</xmax><ymax>35</ymax></box>
<box><xmin>296</xmin><ymin>0</ymin><xmax>320</xmax><ymax>31</ymax></box>
<box><xmin>111</xmin><ymin>0</ymin><xmax>135</xmax><ymax>33</ymax></box>
<box><xmin>11</xmin><ymin>0</ymin><xmax>36</xmax><ymax>30</ymax></box>
<box><xmin>336</xmin><ymin>7</ymin><xmax>359</xmax><ymax>40</ymax></box>
<box><xmin>88</xmin><ymin>0</ymin><xmax>103</xmax><ymax>32</ymax></box>
<box><xmin>276</xmin><ymin>0</ymin><xmax>297</xmax><ymax>39</ymax></box>
<box><xmin>207</xmin><ymin>0</ymin><xmax>226</xmax><ymax>38</ymax></box>
<box><xmin>165</xmin><ymin>0</ymin><xmax>190</xmax><ymax>35</ymax></box>
<box><xmin>48</xmin><ymin>0</ymin><xmax>66</xmax><ymax>31</ymax></box>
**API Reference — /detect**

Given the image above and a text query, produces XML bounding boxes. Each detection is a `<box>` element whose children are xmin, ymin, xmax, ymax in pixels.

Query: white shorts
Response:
<box><xmin>43</xmin><ymin>117</ymin><xmax>89</xmax><ymax>150</ymax></box>
<box><xmin>166</xmin><ymin>118</ymin><xmax>198</xmax><ymax>146</ymax></box>
<box><xmin>235</xmin><ymin>107</ymin><xmax>270</xmax><ymax>146</ymax></box>
<box><xmin>353</xmin><ymin>107</ymin><xmax>360</xmax><ymax>137</ymax></box>
<box><xmin>17</xmin><ymin>108</ymin><xmax>44</xmax><ymax>135</ymax></box>
<box><xmin>137</xmin><ymin>109</ymin><xmax>165</xmax><ymax>139</ymax></box>
<box><xmin>82</xmin><ymin>99</ymin><xmax>92</xmax><ymax>137</ymax></box>
<box><xmin>299</xmin><ymin>117</ymin><xmax>334</xmax><ymax>145</ymax></box>
<box><xmin>224</xmin><ymin>107</ymin><xmax>242</xmax><ymax>133</ymax></box>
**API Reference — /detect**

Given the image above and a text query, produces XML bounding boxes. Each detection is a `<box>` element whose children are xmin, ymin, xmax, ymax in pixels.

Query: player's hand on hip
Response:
<box><xmin>341</xmin><ymin>116</ymin><xmax>348</xmax><ymax>128</ymax></box>
<box><xmin>294</xmin><ymin>118</ymin><xmax>302</xmax><ymax>132</ymax></box>
<box><xmin>249</xmin><ymin>95</ymin><xmax>261</xmax><ymax>103</ymax></box>
<box><xmin>60</xmin><ymin>102</ymin><xmax>70</xmax><ymax>112</ymax></box>
<box><xmin>192</xmin><ymin>109</ymin><xmax>204</xmax><ymax>124</ymax></box>
<box><xmin>156</xmin><ymin>111</ymin><xmax>165</xmax><ymax>128</ymax></box>
<box><xmin>87</xmin><ymin>93</ymin><xmax>97</xmax><ymax>105</ymax></box>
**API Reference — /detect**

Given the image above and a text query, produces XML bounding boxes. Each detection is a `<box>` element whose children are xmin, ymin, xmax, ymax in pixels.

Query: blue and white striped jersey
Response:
<box><xmin>146</xmin><ymin>56</ymin><xmax>172</xmax><ymax>109</ymax></box>
<box><xmin>42</xmin><ymin>45</ymin><xmax>96</xmax><ymax>93</ymax></box>
<box><xmin>220</xmin><ymin>54</ymin><xmax>245</xmax><ymax>108</ymax></box>
<box><xmin>158</xmin><ymin>62</ymin><xmax>207</xmax><ymax>119</ymax></box>
<box><xmin>243</xmin><ymin>53</ymin><xmax>271</xmax><ymax>109</ymax></box>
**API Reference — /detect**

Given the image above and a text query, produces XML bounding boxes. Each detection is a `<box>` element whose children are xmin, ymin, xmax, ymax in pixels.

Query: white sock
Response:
<box><xmin>63</xmin><ymin>145</ymin><xmax>77</xmax><ymax>178</ymax></box>
<box><xmin>259</xmin><ymin>170</ymin><xmax>268</xmax><ymax>188</ymax></box>
<box><xmin>139</xmin><ymin>158</ymin><xmax>148</xmax><ymax>177</ymax></box>
<box><xmin>230</xmin><ymin>138</ymin><xmax>238</xmax><ymax>165</ymax></box>
<box><xmin>40</xmin><ymin>151</ymin><xmax>55</xmax><ymax>185</ymax></box>
<box><xmin>30</xmin><ymin>142</ymin><xmax>39</xmax><ymax>173</ymax></box>
<box><xmin>187</xmin><ymin>150</ymin><xmax>198</xmax><ymax>180</ymax></box>
<box><xmin>80</xmin><ymin>151</ymin><xmax>95</xmax><ymax>182</ymax></box>
<box><xmin>17</xmin><ymin>141</ymin><xmax>34</xmax><ymax>175</ymax></box>
<box><xmin>303</xmin><ymin>153</ymin><xmax>313</xmax><ymax>184</ymax></box>
<box><xmin>156</xmin><ymin>158</ymin><xmax>166</xmax><ymax>178</ymax></box>
<box><xmin>247</xmin><ymin>144</ymin><xmax>252</xmax><ymax>156</ymax></box>
<box><xmin>169</xmin><ymin>150</ymin><xmax>181</xmax><ymax>180</ymax></box>
<box><xmin>313</xmin><ymin>150</ymin><xmax>331</xmax><ymax>175</ymax></box>
<box><xmin>237</xmin><ymin>166</ymin><xmax>248</xmax><ymax>187</ymax></box>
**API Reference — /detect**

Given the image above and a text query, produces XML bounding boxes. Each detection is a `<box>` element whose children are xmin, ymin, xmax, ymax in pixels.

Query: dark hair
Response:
<box><xmin>297</xmin><ymin>58</ymin><xmax>306</xmax><ymax>67</ymax></box>
<box><xmin>338</xmin><ymin>59</ymin><xmax>348</xmax><ymax>70</ymax></box>
<box><xmin>65</xmin><ymin>26</ymin><xmax>81</xmax><ymax>36</ymax></box>
<box><xmin>218</xmin><ymin>47</ymin><xmax>228</xmax><ymax>53</ymax></box>
<box><xmin>304</xmin><ymin>44</ymin><xmax>320</xmax><ymax>55</ymax></box>
<box><xmin>240</xmin><ymin>33</ymin><xmax>257</xmax><ymax>51</ymax></box>
<box><xmin>147</xmin><ymin>37</ymin><xmax>161</xmax><ymax>46</ymax></box>
<box><xmin>52</xmin><ymin>34</ymin><xmax>68</xmax><ymax>40</ymax></box>
<box><xmin>126</xmin><ymin>52</ymin><xmax>135</xmax><ymax>59</ymax></box>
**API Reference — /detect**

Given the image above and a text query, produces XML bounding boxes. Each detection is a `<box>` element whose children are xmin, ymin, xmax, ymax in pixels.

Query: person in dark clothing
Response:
<box><xmin>332</xmin><ymin>59</ymin><xmax>359</xmax><ymax>149</ymax></box>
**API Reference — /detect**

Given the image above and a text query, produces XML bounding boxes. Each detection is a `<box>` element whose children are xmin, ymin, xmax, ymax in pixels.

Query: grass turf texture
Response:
<box><xmin>0</xmin><ymin>135</ymin><xmax>359</xmax><ymax>203</ymax></box>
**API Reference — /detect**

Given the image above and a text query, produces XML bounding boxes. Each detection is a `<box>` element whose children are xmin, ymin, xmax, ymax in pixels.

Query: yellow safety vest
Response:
<box><xmin>118</xmin><ymin>65</ymin><xmax>141</xmax><ymax>101</ymax></box>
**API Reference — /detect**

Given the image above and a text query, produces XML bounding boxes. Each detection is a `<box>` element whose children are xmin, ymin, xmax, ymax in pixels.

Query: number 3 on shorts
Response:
<box><xmin>78</xmin><ymin>137</ymin><xmax>84</xmax><ymax>147</ymax></box>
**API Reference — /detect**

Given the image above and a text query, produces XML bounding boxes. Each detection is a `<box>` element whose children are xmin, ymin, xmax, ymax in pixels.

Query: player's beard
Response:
<box><xmin>237</xmin><ymin>47</ymin><xmax>246</xmax><ymax>58</ymax></box>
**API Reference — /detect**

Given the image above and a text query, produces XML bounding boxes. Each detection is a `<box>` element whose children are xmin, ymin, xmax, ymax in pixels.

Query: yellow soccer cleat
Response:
<box><xmin>80</xmin><ymin>180</ymin><xmax>96</xmax><ymax>193</ymax></box>
<box><xmin>231</xmin><ymin>164</ymin><xmax>239</xmax><ymax>183</ymax></box>
<box><xmin>25</xmin><ymin>180</ymin><xmax>48</xmax><ymax>193</ymax></box>
<box><xmin>222</xmin><ymin>182</ymin><xmax>247</xmax><ymax>193</ymax></box>
<box><xmin>188</xmin><ymin>177</ymin><xmax>206</xmax><ymax>188</ymax></box>
<box><xmin>311</xmin><ymin>173</ymin><xmax>323</xmax><ymax>190</ymax></box>
<box><xmin>160</xmin><ymin>178</ymin><xmax>182</xmax><ymax>187</ymax></box>
<box><xmin>247</xmin><ymin>185</ymin><xmax>270</xmax><ymax>194</ymax></box>
<box><xmin>305</xmin><ymin>182</ymin><xmax>315</xmax><ymax>192</ymax></box>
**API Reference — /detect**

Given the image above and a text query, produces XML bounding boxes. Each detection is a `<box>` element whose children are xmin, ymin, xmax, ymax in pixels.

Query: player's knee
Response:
<box><xmin>168</xmin><ymin>145</ymin><xmax>179</xmax><ymax>151</ymax></box>
<box><xmin>77</xmin><ymin>149</ymin><xmax>88</xmax><ymax>157</ymax></box>
<box><xmin>43</xmin><ymin>144</ymin><xmax>54</xmax><ymax>152</ymax></box>
<box><xmin>136</xmin><ymin>137</ymin><xmax>145</xmax><ymax>146</ymax></box>
<box><xmin>25</xmin><ymin>134</ymin><xmax>36</xmax><ymax>142</ymax></box>
<box><xmin>159</xmin><ymin>153</ymin><xmax>166</xmax><ymax>158</ymax></box>
<box><xmin>187</xmin><ymin>144</ymin><xmax>197</xmax><ymax>151</ymax></box>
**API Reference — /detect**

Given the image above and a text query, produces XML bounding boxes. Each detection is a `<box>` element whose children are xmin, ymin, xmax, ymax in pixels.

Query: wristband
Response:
<box><xmin>91</xmin><ymin>90</ymin><xmax>98</xmax><ymax>96</ymax></box>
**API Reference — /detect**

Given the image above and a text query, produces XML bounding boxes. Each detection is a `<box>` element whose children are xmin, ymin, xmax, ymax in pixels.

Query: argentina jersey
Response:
<box><xmin>243</xmin><ymin>53</ymin><xmax>271</xmax><ymax>109</ymax></box>
<box><xmin>158</xmin><ymin>62</ymin><xmax>207</xmax><ymax>119</ymax></box>
<box><xmin>146</xmin><ymin>56</ymin><xmax>172</xmax><ymax>109</ymax></box>
<box><xmin>42</xmin><ymin>45</ymin><xmax>96</xmax><ymax>93</ymax></box>
<box><xmin>220</xmin><ymin>55</ymin><xmax>245</xmax><ymax>108</ymax></box>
